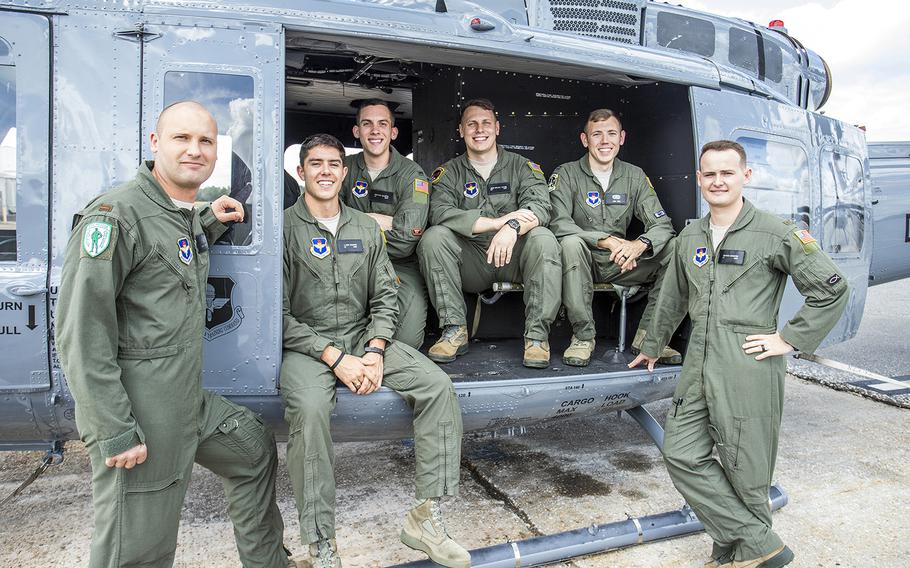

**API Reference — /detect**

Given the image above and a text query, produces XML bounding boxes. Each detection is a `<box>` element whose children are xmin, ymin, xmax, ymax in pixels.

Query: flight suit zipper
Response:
<box><xmin>721</xmin><ymin>259</ymin><xmax>763</xmax><ymax>294</ymax></box>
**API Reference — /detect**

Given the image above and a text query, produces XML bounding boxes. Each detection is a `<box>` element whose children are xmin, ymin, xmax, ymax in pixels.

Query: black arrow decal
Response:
<box><xmin>26</xmin><ymin>305</ymin><xmax>37</xmax><ymax>330</ymax></box>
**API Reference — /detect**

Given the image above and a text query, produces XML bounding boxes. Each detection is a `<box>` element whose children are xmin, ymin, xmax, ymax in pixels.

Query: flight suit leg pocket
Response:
<box><xmin>213</xmin><ymin>412</ymin><xmax>269</xmax><ymax>467</ymax></box>
<box><xmin>727</xmin><ymin>415</ymin><xmax>776</xmax><ymax>508</ymax></box>
<box><xmin>707</xmin><ymin>419</ymin><xmax>742</xmax><ymax>473</ymax></box>
<box><xmin>118</xmin><ymin>470</ymin><xmax>184</xmax><ymax>564</ymax></box>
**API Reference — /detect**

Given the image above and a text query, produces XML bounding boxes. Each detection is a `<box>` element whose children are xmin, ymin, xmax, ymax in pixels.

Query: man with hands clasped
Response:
<box><xmin>281</xmin><ymin>134</ymin><xmax>469</xmax><ymax>568</ymax></box>
<box><xmin>549</xmin><ymin>109</ymin><xmax>681</xmax><ymax>367</ymax></box>
<box><xmin>417</xmin><ymin>98</ymin><xmax>561</xmax><ymax>368</ymax></box>
<box><xmin>630</xmin><ymin>140</ymin><xmax>849</xmax><ymax>568</ymax></box>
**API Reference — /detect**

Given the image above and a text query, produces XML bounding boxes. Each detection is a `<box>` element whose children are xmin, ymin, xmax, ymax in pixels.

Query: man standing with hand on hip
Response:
<box><xmin>630</xmin><ymin>140</ymin><xmax>849</xmax><ymax>568</ymax></box>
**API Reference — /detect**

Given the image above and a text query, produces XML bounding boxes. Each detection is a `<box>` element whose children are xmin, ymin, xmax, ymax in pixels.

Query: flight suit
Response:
<box><xmin>417</xmin><ymin>147</ymin><xmax>561</xmax><ymax>341</ymax></box>
<box><xmin>342</xmin><ymin>147</ymin><xmax>430</xmax><ymax>348</ymax></box>
<box><xmin>281</xmin><ymin>198</ymin><xmax>463</xmax><ymax>544</ymax></box>
<box><xmin>550</xmin><ymin>156</ymin><xmax>676</xmax><ymax>340</ymax></box>
<box><xmin>641</xmin><ymin>199</ymin><xmax>849</xmax><ymax>561</ymax></box>
<box><xmin>55</xmin><ymin>162</ymin><xmax>287</xmax><ymax>568</ymax></box>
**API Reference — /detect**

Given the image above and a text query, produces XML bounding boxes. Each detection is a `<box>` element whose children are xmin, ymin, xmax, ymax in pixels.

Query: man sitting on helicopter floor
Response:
<box><xmin>549</xmin><ymin>108</ymin><xmax>682</xmax><ymax>367</ymax></box>
<box><xmin>280</xmin><ymin>133</ymin><xmax>469</xmax><ymax>568</ymax></box>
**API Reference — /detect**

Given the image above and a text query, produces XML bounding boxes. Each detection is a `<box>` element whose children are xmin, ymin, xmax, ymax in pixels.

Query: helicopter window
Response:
<box><xmin>656</xmin><ymin>11</ymin><xmax>715</xmax><ymax>57</ymax></box>
<box><xmin>0</xmin><ymin>64</ymin><xmax>15</xmax><ymax>262</ymax></box>
<box><xmin>820</xmin><ymin>151</ymin><xmax>864</xmax><ymax>254</ymax></box>
<box><xmin>735</xmin><ymin>136</ymin><xmax>810</xmax><ymax>227</ymax></box>
<box><xmin>729</xmin><ymin>28</ymin><xmax>784</xmax><ymax>84</ymax></box>
<box><xmin>164</xmin><ymin>71</ymin><xmax>255</xmax><ymax>246</ymax></box>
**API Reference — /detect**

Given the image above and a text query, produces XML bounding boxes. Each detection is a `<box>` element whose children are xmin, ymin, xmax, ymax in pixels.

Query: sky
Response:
<box><xmin>681</xmin><ymin>0</ymin><xmax>910</xmax><ymax>141</ymax></box>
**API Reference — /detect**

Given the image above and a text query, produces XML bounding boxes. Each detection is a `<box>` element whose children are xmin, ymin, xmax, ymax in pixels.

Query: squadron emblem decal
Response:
<box><xmin>693</xmin><ymin>246</ymin><xmax>708</xmax><ymax>267</ymax></box>
<box><xmin>431</xmin><ymin>166</ymin><xmax>445</xmax><ymax>184</ymax></box>
<box><xmin>464</xmin><ymin>181</ymin><xmax>479</xmax><ymax>199</ymax></box>
<box><xmin>548</xmin><ymin>173</ymin><xmax>559</xmax><ymax>192</ymax></box>
<box><xmin>586</xmin><ymin>191</ymin><xmax>601</xmax><ymax>208</ymax></box>
<box><xmin>352</xmin><ymin>180</ymin><xmax>369</xmax><ymax>198</ymax></box>
<box><xmin>81</xmin><ymin>221</ymin><xmax>113</xmax><ymax>258</ymax></box>
<box><xmin>204</xmin><ymin>276</ymin><xmax>245</xmax><ymax>341</ymax></box>
<box><xmin>177</xmin><ymin>236</ymin><xmax>193</xmax><ymax>265</ymax></box>
<box><xmin>310</xmin><ymin>237</ymin><xmax>330</xmax><ymax>259</ymax></box>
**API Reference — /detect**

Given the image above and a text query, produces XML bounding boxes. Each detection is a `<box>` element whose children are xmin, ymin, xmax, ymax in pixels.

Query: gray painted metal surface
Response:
<box><xmin>0</xmin><ymin>0</ymin><xmax>904</xmax><ymax>452</ymax></box>
<box><xmin>868</xmin><ymin>142</ymin><xmax>910</xmax><ymax>284</ymax></box>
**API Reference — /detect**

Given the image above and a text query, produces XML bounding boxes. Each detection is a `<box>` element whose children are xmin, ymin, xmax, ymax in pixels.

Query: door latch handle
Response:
<box><xmin>7</xmin><ymin>285</ymin><xmax>48</xmax><ymax>296</ymax></box>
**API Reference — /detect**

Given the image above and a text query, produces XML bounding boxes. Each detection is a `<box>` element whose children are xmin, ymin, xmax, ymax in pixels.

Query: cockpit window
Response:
<box><xmin>0</xmin><ymin>64</ymin><xmax>16</xmax><ymax>262</ymax></box>
<box><xmin>164</xmin><ymin>71</ymin><xmax>255</xmax><ymax>246</ymax></box>
<box><xmin>656</xmin><ymin>11</ymin><xmax>715</xmax><ymax>57</ymax></box>
<box><xmin>729</xmin><ymin>28</ymin><xmax>783</xmax><ymax>84</ymax></box>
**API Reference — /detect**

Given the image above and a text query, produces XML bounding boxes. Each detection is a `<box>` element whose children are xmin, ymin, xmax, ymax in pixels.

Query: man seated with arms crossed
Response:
<box><xmin>549</xmin><ymin>108</ymin><xmax>681</xmax><ymax>367</ymax></box>
<box><xmin>281</xmin><ymin>134</ymin><xmax>469</xmax><ymax>568</ymax></box>
<box><xmin>56</xmin><ymin>101</ymin><xmax>290</xmax><ymax>568</ymax></box>
<box><xmin>417</xmin><ymin>98</ymin><xmax>561</xmax><ymax>368</ymax></box>
<box><xmin>631</xmin><ymin>140</ymin><xmax>849</xmax><ymax>568</ymax></box>
<box><xmin>341</xmin><ymin>99</ymin><xmax>430</xmax><ymax>349</ymax></box>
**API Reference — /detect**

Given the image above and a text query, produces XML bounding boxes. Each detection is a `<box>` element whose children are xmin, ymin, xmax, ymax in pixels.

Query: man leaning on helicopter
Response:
<box><xmin>55</xmin><ymin>101</ymin><xmax>292</xmax><ymax>568</ymax></box>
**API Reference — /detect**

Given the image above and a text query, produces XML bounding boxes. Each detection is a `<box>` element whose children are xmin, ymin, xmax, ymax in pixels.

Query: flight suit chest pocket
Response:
<box><xmin>486</xmin><ymin>181</ymin><xmax>516</xmax><ymax>215</ymax></box>
<box><xmin>368</xmin><ymin>189</ymin><xmax>397</xmax><ymax>215</ymax></box>
<box><xmin>151</xmin><ymin>244</ymin><xmax>193</xmax><ymax>291</ymax></box>
<box><xmin>336</xmin><ymin>238</ymin><xmax>367</xmax><ymax>279</ymax></box>
<box><xmin>293</xmin><ymin>246</ymin><xmax>333</xmax><ymax>284</ymax></box>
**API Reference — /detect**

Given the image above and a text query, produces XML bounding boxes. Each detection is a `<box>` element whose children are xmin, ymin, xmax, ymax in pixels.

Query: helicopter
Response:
<box><xmin>1</xmin><ymin>0</ymin><xmax>907</xmax><ymax>563</ymax></box>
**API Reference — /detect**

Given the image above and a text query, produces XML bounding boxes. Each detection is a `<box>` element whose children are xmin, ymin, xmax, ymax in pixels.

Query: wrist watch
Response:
<box><xmin>638</xmin><ymin>236</ymin><xmax>652</xmax><ymax>250</ymax></box>
<box><xmin>364</xmin><ymin>346</ymin><xmax>385</xmax><ymax>357</ymax></box>
<box><xmin>506</xmin><ymin>218</ymin><xmax>521</xmax><ymax>235</ymax></box>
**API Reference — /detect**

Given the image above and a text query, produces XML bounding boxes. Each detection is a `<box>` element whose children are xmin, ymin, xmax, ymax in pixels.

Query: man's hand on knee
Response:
<box><xmin>361</xmin><ymin>352</ymin><xmax>384</xmax><ymax>394</ymax></box>
<box><xmin>105</xmin><ymin>443</ymin><xmax>148</xmax><ymax>469</ymax></box>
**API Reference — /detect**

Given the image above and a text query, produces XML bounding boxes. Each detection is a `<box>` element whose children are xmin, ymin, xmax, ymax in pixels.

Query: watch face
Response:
<box><xmin>507</xmin><ymin>219</ymin><xmax>521</xmax><ymax>230</ymax></box>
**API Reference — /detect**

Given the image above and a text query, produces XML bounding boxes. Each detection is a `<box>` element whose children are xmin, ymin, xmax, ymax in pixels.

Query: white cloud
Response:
<box><xmin>680</xmin><ymin>0</ymin><xmax>910</xmax><ymax>140</ymax></box>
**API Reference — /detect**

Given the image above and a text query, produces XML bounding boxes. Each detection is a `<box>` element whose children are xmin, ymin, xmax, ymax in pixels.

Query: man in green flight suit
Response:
<box><xmin>630</xmin><ymin>140</ymin><xmax>850</xmax><ymax>568</ymax></box>
<box><xmin>55</xmin><ymin>101</ymin><xmax>290</xmax><ymax>568</ymax></box>
<box><xmin>417</xmin><ymin>98</ymin><xmax>561</xmax><ymax>368</ymax></box>
<box><xmin>281</xmin><ymin>134</ymin><xmax>469</xmax><ymax>568</ymax></box>
<box><xmin>341</xmin><ymin>99</ymin><xmax>429</xmax><ymax>349</ymax></box>
<box><xmin>550</xmin><ymin>109</ymin><xmax>681</xmax><ymax>366</ymax></box>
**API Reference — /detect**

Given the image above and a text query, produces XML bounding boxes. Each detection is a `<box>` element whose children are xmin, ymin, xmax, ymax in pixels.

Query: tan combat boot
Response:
<box><xmin>295</xmin><ymin>538</ymin><xmax>341</xmax><ymax>568</ymax></box>
<box><xmin>523</xmin><ymin>338</ymin><xmax>550</xmax><ymax>368</ymax></box>
<box><xmin>631</xmin><ymin>329</ymin><xmax>682</xmax><ymax>364</ymax></box>
<box><xmin>428</xmin><ymin>325</ymin><xmax>469</xmax><ymax>363</ymax></box>
<box><xmin>562</xmin><ymin>336</ymin><xmax>595</xmax><ymax>367</ymax></box>
<box><xmin>400</xmin><ymin>498</ymin><xmax>471</xmax><ymax>568</ymax></box>
<box><xmin>731</xmin><ymin>545</ymin><xmax>794</xmax><ymax>568</ymax></box>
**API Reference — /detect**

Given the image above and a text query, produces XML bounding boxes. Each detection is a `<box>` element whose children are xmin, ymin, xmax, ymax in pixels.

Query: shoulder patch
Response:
<box><xmin>99</xmin><ymin>203</ymin><xmax>114</xmax><ymax>212</ymax></box>
<box><xmin>548</xmin><ymin>173</ymin><xmax>559</xmax><ymax>192</ymax></box>
<box><xmin>81</xmin><ymin>221</ymin><xmax>116</xmax><ymax>260</ymax></box>
<box><xmin>431</xmin><ymin>166</ymin><xmax>445</xmax><ymax>184</ymax></box>
<box><xmin>527</xmin><ymin>161</ymin><xmax>545</xmax><ymax>179</ymax></box>
<box><xmin>413</xmin><ymin>178</ymin><xmax>429</xmax><ymax>205</ymax></box>
<box><xmin>792</xmin><ymin>229</ymin><xmax>820</xmax><ymax>253</ymax></box>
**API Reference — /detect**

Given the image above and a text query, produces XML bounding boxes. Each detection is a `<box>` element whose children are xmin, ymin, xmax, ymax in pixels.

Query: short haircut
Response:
<box><xmin>355</xmin><ymin>99</ymin><xmax>395</xmax><ymax>126</ymax></box>
<box><xmin>585</xmin><ymin>108</ymin><xmax>622</xmax><ymax>131</ymax></box>
<box><xmin>461</xmin><ymin>98</ymin><xmax>496</xmax><ymax>121</ymax></box>
<box><xmin>699</xmin><ymin>140</ymin><xmax>748</xmax><ymax>168</ymax></box>
<box><xmin>156</xmin><ymin>100</ymin><xmax>215</xmax><ymax>133</ymax></box>
<box><xmin>298</xmin><ymin>134</ymin><xmax>346</xmax><ymax>164</ymax></box>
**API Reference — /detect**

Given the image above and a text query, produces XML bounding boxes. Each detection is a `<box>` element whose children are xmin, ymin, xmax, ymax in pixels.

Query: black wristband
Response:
<box><xmin>364</xmin><ymin>346</ymin><xmax>385</xmax><ymax>356</ymax></box>
<box><xmin>328</xmin><ymin>351</ymin><xmax>346</xmax><ymax>370</ymax></box>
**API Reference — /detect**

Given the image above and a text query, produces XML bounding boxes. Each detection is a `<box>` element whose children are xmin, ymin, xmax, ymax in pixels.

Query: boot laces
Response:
<box><xmin>312</xmin><ymin>539</ymin><xmax>337</xmax><ymax>568</ymax></box>
<box><xmin>441</xmin><ymin>325</ymin><xmax>462</xmax><ymax>341</ymax></box>
<box><xmin>428</xmin><ymin>498</ymin><xmax>451</xmax><ymax>537</ymax></box>
<box><xmin>570</xmin><ymin>337</ymin><xmax>591</xmax><ymax>349</ymax></box>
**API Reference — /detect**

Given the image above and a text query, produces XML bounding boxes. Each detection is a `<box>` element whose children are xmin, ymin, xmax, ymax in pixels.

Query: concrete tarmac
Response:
<box><xmin>1</xmin><ymin>375</ymin><xmax>908</xmax><ymax>567</ymax></box>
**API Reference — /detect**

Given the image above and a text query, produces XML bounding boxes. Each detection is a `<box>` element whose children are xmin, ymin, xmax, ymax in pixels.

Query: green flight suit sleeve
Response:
<box><xmin>365</xmin><ymin>227</ymin><xmax>399</xmax><ymax>342</ymax></box>
<box><xmin>385</xmin><ymin>165</ymin><xmax>429</xmax><ymax>260</ymax></box>
<box><xmin>548</xmin><ymin>165</ymin><xmax>610</xmax><ymax>247</ymax></box>
<box><xmin>631</xmin><ymin>174</ymin><xmax>675</xmax><ymax>259</ymax></box>
<box><xmin>55</xmin><ymin>214</ymin><xmax>144</xmax><ymax>458</ymax></box>
<box><xmin>641</xmin><ymin>239</ymin><xmax>690</xmax><ymax>358</ymax></box>
<box><xmin>772</xmin><ymin>230</ymin><xmax>850</xmax><ymax>353</ymax></box>
<box><xmin>199</xmin><ymin>204</ymin><xmax>229</xmax><ymax>244</ymax></box>
<box><xmin>282</xmin><ymin>240</ymin><xmax>335</xmax><ymax>359</ymax></box>
<box><xmin>517</xmin><ymin>160</ymin><xmax>552</xmax><ymax>227</ymax></box>
<box><xmin>429</xmin><ymin>165</ymin><xmax>482</xmax><ymax>237</ymax></box>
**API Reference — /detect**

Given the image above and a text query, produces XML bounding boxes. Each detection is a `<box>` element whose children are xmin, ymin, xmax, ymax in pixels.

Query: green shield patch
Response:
<box><xmin>81</xmin><ymin>221</ymin><xmax>115</xmax><ymax>259</ymax></box>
